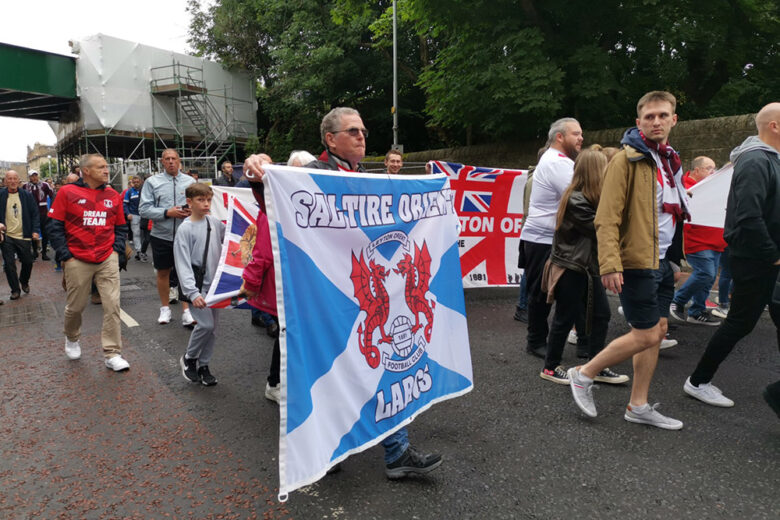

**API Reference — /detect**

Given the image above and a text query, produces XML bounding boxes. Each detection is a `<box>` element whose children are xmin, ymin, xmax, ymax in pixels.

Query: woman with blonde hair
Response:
<box><xmin>539</xmin><ymin>149</ymin><xmax>628</xmax><ymax>385</ymax></box>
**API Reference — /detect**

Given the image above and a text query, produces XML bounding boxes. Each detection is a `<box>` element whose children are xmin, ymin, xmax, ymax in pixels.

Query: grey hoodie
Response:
<box><xmin>724</xmin><ymin>135</ymin><xmax>780</xmax><ymax>262</ymax></box>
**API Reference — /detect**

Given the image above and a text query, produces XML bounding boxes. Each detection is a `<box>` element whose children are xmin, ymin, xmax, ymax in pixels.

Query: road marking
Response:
<box><xmin>120</xmin><ymin>309</ymin><xmax>139</xmax><ymax>328</ymax></box>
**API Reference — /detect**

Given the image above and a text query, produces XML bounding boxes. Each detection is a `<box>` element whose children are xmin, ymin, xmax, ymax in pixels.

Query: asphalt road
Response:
<box><xmin>1</xmin><ymin>257</ymin><xmax>778</xmax><ymax>519</ymax></box>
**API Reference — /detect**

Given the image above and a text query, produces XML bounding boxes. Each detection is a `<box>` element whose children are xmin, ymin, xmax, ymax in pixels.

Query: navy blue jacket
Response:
<box><xmin>0</xmin><ymin>188</ymin><xmax>41</xmax><ymax>239</ymax></box>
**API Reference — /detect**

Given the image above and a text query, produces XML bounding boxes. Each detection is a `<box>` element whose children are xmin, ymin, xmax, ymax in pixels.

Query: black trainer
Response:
<box><xmin>513</xmin><ymin>308</ymin><xmax>527</xmax><ymax>322</ymax></box>
<box><xmin>669</xmin><ymin>302</ymin><xmax>686</xmax><ymax>322</ymax></box>
<box><xmin>198</xmin><ymin>365</ymin><xmax>218</xmax><ymax>386</ymax></box>
<box><xmin>525</xmin><ymin>344</ymin><xmax>546</xmax><ymax>358</ymax></box>
<box><xmin>686</xmin><ymin>312</ymin><xmax>721</xmax><ymax>326</ymax></box>
<box><xmin>180</xmin><ymin>356</ymin><xmax>199</xmax><ymax>383</ymax></box>
<box><xmin>385</xmin><ymin>446</ymin><xmax>442</xmax><ymax>479</ymax></box>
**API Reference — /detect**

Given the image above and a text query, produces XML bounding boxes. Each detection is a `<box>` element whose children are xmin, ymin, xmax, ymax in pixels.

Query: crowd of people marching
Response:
<box><xmin>0</xmin><ymin>94</ymin><xmax>778</xmax><ymax>480</ymax></box>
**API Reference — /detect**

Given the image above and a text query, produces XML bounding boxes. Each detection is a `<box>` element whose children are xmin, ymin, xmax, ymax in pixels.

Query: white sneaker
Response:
<box><xmin>265</xmin><ymin>382</ymin><xmax>280</xmax><ymax>403</ymax></box>
<box><xmin>683</xmin><ymin>377</ymin><xmax>734</xmax><ymax>407</ymax></box>
<box><xmin>660</xmin><ymin>336</ymin><xmax>678</xmax><ymax>350</ymax></box>
<box><xmin>567</xmin><ymin>329</ymin><xmax>578</xmax><ymax>345</ymax></box>
<box><xmin>65</xmin><ymin>338</ymin><xmax>81</xmax><ymax>360</ymax></box>
<box><xmin>158</xmin><ymin>306</ymin><xmax>172</xmax><ymax>324</ymax></box>
<box><xmin>169</xmin><ymin>287</ymin><xmax>178</xmax><ymax>304</ymax></box>
<box><xmin>624</xmin><ymin>403</ymin><xmax>683</xmax><ymax>430</ymax></box>
<box><xmin>711</xmin><ymin>305</ymin><xmax>729</xmax><ymax>319</ymax></box>
<box><xmin>181</xmin><ymin>308</ymin><xmax>196</xmax><ymax>327</ymax></box>
<box><xmin>105</xmin><ymin>355</ymin><xmax>130</xmax><ymax>372</ymax></box>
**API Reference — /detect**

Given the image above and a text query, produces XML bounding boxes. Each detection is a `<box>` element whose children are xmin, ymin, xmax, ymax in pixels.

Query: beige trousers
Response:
<box><xmin>63</xmin><ymin>252</ymin><xmax>122</xmax><ymax>357</ymax></box>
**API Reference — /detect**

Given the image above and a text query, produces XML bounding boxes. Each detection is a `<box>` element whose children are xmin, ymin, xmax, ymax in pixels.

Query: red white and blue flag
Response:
<box><xmin>430</xmin><ymin>161</ymin><xmax>527</xmax><ymax>287</ymax></box>
<box><xmin>204</xmin><ymin>193</ymin><xmax>259</xmax><ymax>309</ymax></box>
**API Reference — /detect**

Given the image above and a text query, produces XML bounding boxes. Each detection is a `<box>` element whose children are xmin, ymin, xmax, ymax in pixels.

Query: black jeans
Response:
<box><xmin>39</xmin><ymin>212</ymin><xmax>49</xmax><ymax>254</ymax></box>
<box><xmin>690</xmin><ymin>257</ymin><xmax>780</xmax><ymax>385</ymax></box>
<box><xmin>268</xmin><ymin>337</ymin><xmax>280</xmax><ymax>386</ymax></box>
<box><xmin>140</xmin><ymin>218</ymin><xmax>151</xmax><ymax>254</ymax></box>
<box><xmin>1</xmin><ymin>236</ymin><xmax>34</xmax><ymax>293</ymax></box>
<box><xmin>523</xmin><ymin>241</ymin><xmax>553</xmax><ymax>350</ymax></box>
<box><xmin>544</xmin><ymin>269</ymin><xmax>611</xmax><ymax>370</ymax></box>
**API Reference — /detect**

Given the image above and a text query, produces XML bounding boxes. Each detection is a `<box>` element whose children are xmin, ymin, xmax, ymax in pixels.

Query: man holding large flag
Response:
<box><xmin>244</xmin><ymin>107</ymin><xmax>443</xmax><ymax>480</ymax></box>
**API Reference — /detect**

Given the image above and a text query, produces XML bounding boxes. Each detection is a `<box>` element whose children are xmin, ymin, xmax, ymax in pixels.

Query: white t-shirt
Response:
<box><xmin>519</xmin><ymin>147</ymin><xmax>575</xmax><ymax>244</ymax></box>
<box><xmin>650</xmin><ymin>150</ymin><xmax>676</xmax><ymax>260</ymax></box>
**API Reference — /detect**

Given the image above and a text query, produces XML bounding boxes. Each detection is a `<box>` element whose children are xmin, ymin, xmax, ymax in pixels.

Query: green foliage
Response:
<box><xmin>37</xmin><ymin>160</ymin><xmax>56</xmax><ymax>178</ymax></box>
<box><xmin>189</xmin><ymin>0</ymin><xmax>780</xmax><ymax>152</ymax></box>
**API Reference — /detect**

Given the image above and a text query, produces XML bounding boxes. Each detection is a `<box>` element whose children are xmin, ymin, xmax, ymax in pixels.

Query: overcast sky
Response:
<box><xmin>0</xmin><ymin>0</ymin><xmax>197</xmax><ymax>161</ymax></box>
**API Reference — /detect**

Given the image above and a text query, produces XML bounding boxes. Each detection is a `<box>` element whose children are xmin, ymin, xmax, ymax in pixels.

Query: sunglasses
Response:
<box><xmin>333</xmin><ymin>127</ymin><xmax>369</xmax><ymax>138</ymax></box>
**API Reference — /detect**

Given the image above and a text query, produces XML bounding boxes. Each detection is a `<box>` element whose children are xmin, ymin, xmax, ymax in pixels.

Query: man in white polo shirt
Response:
<box><xmin>519</xmin><ymin>118</ymin><xmax>583</xmax><ymax>357</ymax></box>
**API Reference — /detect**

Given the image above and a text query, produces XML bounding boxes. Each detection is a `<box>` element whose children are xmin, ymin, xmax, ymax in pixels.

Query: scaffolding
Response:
<box><xmin>50</xmin><ymin>34</ymin><xmax>257</xmax><ymax>184</ymax></box>
<box><xmin>150</xmin><ymin>61</ymin><xmax>255</xmax><ymax>168</ymax></box>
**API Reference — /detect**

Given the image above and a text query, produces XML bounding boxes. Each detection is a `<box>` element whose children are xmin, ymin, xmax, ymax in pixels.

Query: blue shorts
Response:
<box><xmin>619</xmin><ymin>259</ymin><xmax>674</xmax><ymax>330</ymax></box>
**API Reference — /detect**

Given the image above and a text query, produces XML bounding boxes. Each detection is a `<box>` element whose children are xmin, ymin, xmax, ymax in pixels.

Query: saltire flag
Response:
<box><xmin>261</xmin><ymin>165</ymin><xmax>473</xmax><ymax>500</ymax></box>
<box><xmin>686</xmin><ymin>163</ymin><xmax>734</xmax><ymax>228</ymax></box>
<box><xmin>430</xmin><ymin>161</ymin><xmax>527</xmax><ymax>287</ymax></box>
<box><xmin>204</xmin><ymin>195</ymin><xmax>259</xmax><ymax>309</ymax></box>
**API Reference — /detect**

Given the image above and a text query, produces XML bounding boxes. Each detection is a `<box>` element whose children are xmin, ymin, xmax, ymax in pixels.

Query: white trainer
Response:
<box><xmin>683</xmin><ymin>377</ymin><xmax>734</xmax><ymax>407</ymax></box>
<box><xmin>169</xmin><ymin>287</ymin><xmax>178</xmax><ymax>304</ymax></box>
<box><xmin>65</xmin><ymin>338</ymin><xmax>81</xmax><ymax>360</ymax></box>
<box><xmin>660</xmin><ymin>337</ymin><xmax>678</xmax><ymax>350</ymax></box>
<box><xmin>265</xmin><ymin>382</ymin><xmax>280</xmax><ymax>403</ymax></box>
<box><xmin>624</xmin><ymin>403</ymin><xmax>683</xmax><ymax>430</ymax></box>
<box><xmin>105</xmin><ymin>355</ymin><xmax>130</xmax><ymax>372</ymax></box>
<box><xmin>158</xmin><ymin>306</ymin><xmax>172</xmax><ymax>324</ymax></box>
<box><xmin>567</xmin><ymin>329</ymin><xmax>578</xmax><ymax>345</ymax></box>
<box><xmin>181</xmin><ymin>308</ymin><xmax>196</xmax><ymax>327</ymax></box>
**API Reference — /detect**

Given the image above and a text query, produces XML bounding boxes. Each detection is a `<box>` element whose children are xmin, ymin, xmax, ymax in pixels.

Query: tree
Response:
<box><xmin>189</xmin><ymin>0</ymin><xmax>780</xmax><ymax>152</ymax></box>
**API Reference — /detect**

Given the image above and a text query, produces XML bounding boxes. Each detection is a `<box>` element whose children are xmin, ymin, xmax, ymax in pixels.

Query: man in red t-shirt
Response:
<box><xmin>48</xmin><ymin>154</ymin><xmax>130</xmax><ymax>371</ymax></box>
<box><xmin>669</xmin><ymin>156</ymin><xmax>726</xmax><ymax>325</ymax></box>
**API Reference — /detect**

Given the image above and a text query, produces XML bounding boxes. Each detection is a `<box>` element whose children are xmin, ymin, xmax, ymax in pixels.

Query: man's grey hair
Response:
<box><xmin>691</xmin><ymin>156</ymin><xmax>712</xmax><ymax>170</ymax></box>
<box><xmin>79</xmin><ymin>154</ymin><xmax>104</xmax><ymax>170</ymax></box>
<box><xmin>287</xmin><ymin>150</ymin><xmax>317</xmax><ymax>166</ymax></box>
<box><xmin>547</xmin><ymin>117</ymin><xmax>579</xmax><ymax>143</ymax></box>
<box><xmin>320</xmin><ymin>107</ymin><xmax>360</xmax><ymax>147</ymax></box>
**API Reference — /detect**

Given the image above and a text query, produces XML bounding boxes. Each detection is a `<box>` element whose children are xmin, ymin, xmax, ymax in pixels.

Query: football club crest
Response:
<box><xmin>350</xmin><ymin>233</ymin><xmax>436</xmax><ymax>373</ymax></box>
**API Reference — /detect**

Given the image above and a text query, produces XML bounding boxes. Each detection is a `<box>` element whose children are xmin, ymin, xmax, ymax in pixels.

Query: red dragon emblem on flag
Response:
<box><xmin>350</xmin><ymin>240</ymin><xmax>436</xmax><ymax>369</ymax></box>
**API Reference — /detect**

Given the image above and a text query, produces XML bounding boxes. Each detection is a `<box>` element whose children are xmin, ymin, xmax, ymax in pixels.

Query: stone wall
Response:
<box><xmin>403</xmin><ymin>113</ymin><xmax>756</xmax><ymax>170</ymax></box>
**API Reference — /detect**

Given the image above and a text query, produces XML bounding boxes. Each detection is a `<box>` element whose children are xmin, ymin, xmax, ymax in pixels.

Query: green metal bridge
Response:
<box><xmin>0</xmin><ymin>42</ymin><xmax>78</xmax><ymax>122</ymax></box>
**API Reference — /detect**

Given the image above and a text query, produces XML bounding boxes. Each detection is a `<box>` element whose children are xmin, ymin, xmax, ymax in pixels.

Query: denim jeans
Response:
<box><xmin>381</xmin><ymin>427</ymin><xmax>409</xmax><ymax>464</ymax></box>
<box><xmin>718</xmin><ymin>248</ymin><xmax>733</xmax><ymax>306</ymax></box>
<box><xmin>515</xmin><ymin>271</ymin><xmax>528</xmax><ymax>311</ymax></box>
<box><xmin>672</xmin><ymin>249</ymin><xmax>720</xmax><ymax>316</ymax></box>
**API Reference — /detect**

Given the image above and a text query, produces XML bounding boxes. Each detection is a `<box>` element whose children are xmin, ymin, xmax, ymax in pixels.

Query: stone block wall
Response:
<box><xmin>404</xmin><ymin>113</ymin><xmax>756</xmax><ymax>170</ymax></box>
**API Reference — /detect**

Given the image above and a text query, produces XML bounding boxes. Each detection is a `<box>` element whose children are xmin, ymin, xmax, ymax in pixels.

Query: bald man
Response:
<box><xmin>0</xmin><ymin>170</ymin><xmax>40</xmax><ymax>300</ymax></box>
<box><xmin>683</xmin><ymin>102</ymin><xmax>780</xmax><ymax>410</ymax></box>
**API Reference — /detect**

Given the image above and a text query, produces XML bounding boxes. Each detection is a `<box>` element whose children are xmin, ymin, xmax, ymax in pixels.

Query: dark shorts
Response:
<box><xmin>619</xmin><ymin>259</ymin><xmax>675</xmax><ymax>330</ymax></box>
<box><xmin>150</xmin><ymin>236</ymin><xmax>175</xmax><ymax>271</ymax></box>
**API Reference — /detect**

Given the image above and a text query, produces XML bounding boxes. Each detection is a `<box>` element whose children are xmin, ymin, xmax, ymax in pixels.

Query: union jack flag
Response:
<box><xmin>205</xmin><ymin>195</ymin><xmax>259</xmax><ymax>309</ymax></box>
<box><xmin>430</xmin><ymin>161</ymin><xmax>527</xmax><ymax>287</ymax></box>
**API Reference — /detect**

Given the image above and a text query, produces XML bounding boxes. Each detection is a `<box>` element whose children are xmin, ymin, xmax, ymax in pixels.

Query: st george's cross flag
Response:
<box><xmin>261</xmin><ymin>165</ymin><xmax>473</xmax><ymax>500</ymax></box>
<box><xmin>204</xmin><ymin>194</ymin><xmax>258</xmax><ymax>309</ymax></box>
<box><xmin>430</xmin><ymin>161</ymin><xmax>527</xmax><ymax>287</ymax></box>
<box><xmin>686</xmin><ymin>163</ymin><xmax>734</xmax><ymax>228</ymax></box>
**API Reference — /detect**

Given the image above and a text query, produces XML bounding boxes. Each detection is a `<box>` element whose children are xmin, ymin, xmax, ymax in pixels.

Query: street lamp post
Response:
<box><xmin>392</xmin><ymin>0</ymin><xmax>398</xmax><ymax>148</ymax></box>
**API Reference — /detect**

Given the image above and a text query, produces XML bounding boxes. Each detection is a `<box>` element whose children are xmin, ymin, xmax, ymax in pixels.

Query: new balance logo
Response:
<box><xmin>77</xmin><ymin>199</ymin><xmax>87</xmax><ymax>205</ymax></box>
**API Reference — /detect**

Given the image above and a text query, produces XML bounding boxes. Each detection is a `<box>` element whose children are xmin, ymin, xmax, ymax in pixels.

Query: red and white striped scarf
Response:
<box><xmin>640</xmin><ymin>131</ymin><xmax>686</xmax><ymax>220</ymax></box>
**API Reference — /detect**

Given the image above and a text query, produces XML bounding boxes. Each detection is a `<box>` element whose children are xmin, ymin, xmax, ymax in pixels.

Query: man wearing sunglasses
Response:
<box><xmin>244</xmin><ymin>107</ymin><xmax>443</xmax><ymax>480</ymax></box>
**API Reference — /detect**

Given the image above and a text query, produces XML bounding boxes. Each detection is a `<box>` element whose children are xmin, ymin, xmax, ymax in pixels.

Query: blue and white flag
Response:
<box><xmin>263</xmin><ymin>166</ymin><xmax>473</xmax><ymax>499</ymax></box>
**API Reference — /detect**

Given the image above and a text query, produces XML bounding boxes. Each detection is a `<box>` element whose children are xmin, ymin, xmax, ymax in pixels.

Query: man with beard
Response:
<box><xmin>518</xmin><ymin>118</ymin><xmax>583</xmax><ymax>358</ymax></box>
